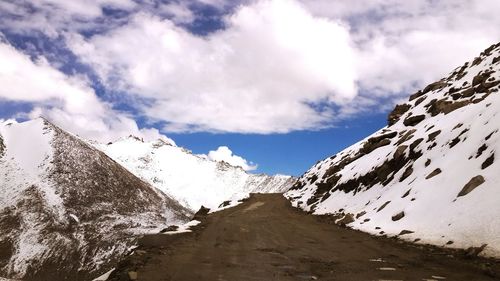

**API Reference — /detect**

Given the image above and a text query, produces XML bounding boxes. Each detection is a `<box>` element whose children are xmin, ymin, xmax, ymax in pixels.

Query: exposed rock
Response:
<box><xmin>219</xmin><ymin>201</ymin><xmax>231</xmax><ymax>208</ymax></box>
<box><xmin>377</xmin><ymin>201</ymin><xmax>391</xmax><ymax>212</ymax></box>
<box><xmin>425</xmin><ymin>168</ymin><xmax>442</xmax><ymax>179</ymax></box>
<box><xmin>454</xmin><ymin>62</ymin><xmax>469</xmax><ymax>80</ymax></box>
<box><xmin>403</xmin><ymin>115</ymin><xmax>426</xmax><ymax>126</ymax></box>
<box><xmin>409</xmin><ymin>138</ymin><xmax>424</xmax><ymax>153</ymax></box>
<box><xmin>309</xmin><ymin>174</ymin><xmax>318</xmax><ymax>184</ymax></box>
<box><xmin>472</xmin><ymin>56</ymin><xmax>483</xmax><ymax>66</ymax></box>
<box><xmin>462</xmin><ymin>87</ymin><xmax>475</xmax><ymax>97</ymax></box>
<box><xmin>465</xmin><ymin>244</ymin><xmax>488</xmax><ymax>258</ymax></box>
<box><xmin>415</xmin><ymin>96</ymin><xmax>427</xmax><ymax>106</ymax></box>
<box><xmin>472</xmin><ymin>71</ymin><xmax>493</xmax><ymax>87</ymax></box>
<box><xmin>427</xmin><ymin>130</ymin><xmax>442</xmax><ymax>142</ymax></box>
<box><xmin>402</xmin><ymin>190</ymin><xmax>411</xmax><ymax>198</ymax></box>
<box><xmin>362</xmin><ymin>132</ymin><xmax>397</xmax><ymax>154</ymax></box>
<box><xmin>458</xmin><ymin>176</ymin><xmax>485</xmax><ymax>197</ymax></box>
<box><xmin>160</xmin><ymin>225</ymin><xmax>179</xmax><ymax>233</ymax></box>
<box><xmin>398</xmin><ymin>230</ymin><xmax>414</xmax><ymax>236</ymax></box>
<box><xmin>425</xmin><ymin>159</ymin><xmax>431</xmax><ymax>167</ymax></box>
<box><xmin>482</xmin><ymin>154</ymin><xmax>495</xmax><ymax>169</ymax></box>
<box><xmin>399</xmin><ymin>165</ymin><xmax>413</xmax><ymax>182</ymax></box>
<box><xmin>396</xmin><ymin>129</ymin><xmax>416</xmax><ymax>145</ymax></box>
<box><xmin>356</xmin><ymin>211</ymin><xmax>366</xmax><ymax>219</ymax></box>
<box><xmin>427</xmin><ymin>99</ymin><xmax>471</xmax><ymax>116</ymax></box>
<box><xmin>493</xmin><ymin>56</ymin><xmax>500</xmax><ymax>64</ymax></box>
<box><xmin>409</xmin><ymin>90</ymin><xmax>425</xmax><ymax>101</ymax></box>
<box><xmin>336</xmin><ymin>213</ymin><xmax>355</xmax><ymax>226</ymax></box>
<box><xmin>422</xmin><ymin>80</ymin><xmax>448</xmax><ymax>94</ymax></box>
<box><xmin>388</xmin><ymin>104</ymin><xmax>411</xmax><ymax>125</ymax></box>
<box><xmin>393</xmin><ymin>145</ymin><xmax>408</xmax><ymax>159</ymax></box>
<box><xmin>476</xmin><ymin>144</ymin><xmax>488</xmax><ymax>158</ymax></box>
<box><xmin>0</xmin><ymin>136</ymin><xmax>4</xmax><ymax>157</ymax></box>
<box><xmin>193</xmin><ymin>206</ymin><xmax>211</xmax><ymax>220</ymax></box>
<box><xmin>392</xmin><ymin>211</ymin><xmax>405</xmax><ymax>221</ymax></box>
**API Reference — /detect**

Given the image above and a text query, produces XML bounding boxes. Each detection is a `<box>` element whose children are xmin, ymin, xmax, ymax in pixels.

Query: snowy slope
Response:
<box><xmin>286</xmin><ymin>42</ymin><xmax>500</xmax><ymax>258</ymax></box>
<box><xmin>0</xmin><ymin>119</ymin><xmax>191</xmax><ymax>281</ymax></box>
<box><xmin>96</xmin><ymin>137</ymin><xmax>295</xmax><ymax>211</ymax></box>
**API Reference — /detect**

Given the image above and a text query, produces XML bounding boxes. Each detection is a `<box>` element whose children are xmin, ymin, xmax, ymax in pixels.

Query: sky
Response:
<box><xmin>0</xmin><ymin>0</ymin><xmax>499</xmax><ymax>176</ymax></box>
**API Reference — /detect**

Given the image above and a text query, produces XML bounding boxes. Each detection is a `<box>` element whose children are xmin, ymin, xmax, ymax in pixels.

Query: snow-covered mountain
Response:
<box><xmin>96</xmin><ymin>137</ymin><xmax>295</xmax><ymax>211</ymax></box>
<box><xmin>0</xmin><ymin>119</ymin><xmax>191</xmax><ymax>281</ymax></box>
<box><xmin>286</xmin><ymin>42</ymin><xmax>500</xmax><ymax>258</ymax></box>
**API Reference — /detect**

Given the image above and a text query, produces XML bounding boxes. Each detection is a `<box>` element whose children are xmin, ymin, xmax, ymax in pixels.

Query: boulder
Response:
<box><xmin>388</xmin><ymin>104</ymin><xmax>411</xmax><ymax>125</ymax></box>
<box><xmin>422</xmin><ymin>81</ymin><xmax>449</xmax><ymax>94</ymax></box>
<box><xmin>336</xmin><ymin>213</ymin><xmax>355</xmax><ymax>226</ymax></box>
<box><xmin>427</xmin><ymin>130</ymin><xmax>442</xmax><ymax>142</ymax></box>
<box><xmin>409</xmin><ymin>90</ymin><xmax>425</xmax><ymax>101</ymax></box>
<box><xmin>193</xmin><ymin>206</ymin><xmax>211</xmax><ymax>220</ymax></box>
<box><xmin>403</xmin><ymin>115</ymin><xmax>426</xmax><ymax>126</ymax></box>
<box><xmin>457</xmin><ymin>176</ymin><xmax>485</xmax><ymax>197</ymax></box>
<box><xmin>472</xmin><ymin>71</ymin><xmax>493</xmax><ymax>87</ymax></box>
<box><xmin>392</xmin><ymin>211</ymin><xmax>405</xmax><ymax>221</ymax></box>
<box><xmin>398</xmin><ymin>230</ymin><xmax>414</xmax><ymax>236</ymax></box>
<box><xmin>377</xmin><ymin>201</ymin><xmax>391</xmax><ymax>212</ymax></box>
<box><xmin>425</xmin><ymin>168</ymin><xmax>442</xmax><ymax>179</ymax></box>
<box><xmin>482</xmin><ymin>154</ymin><xmax>495</xmax><ymax>169</ymax></box>
<box><xmin>399</xmin><ymin>165</ymin><xmax>413</xmax><ymax>182</ymax></box>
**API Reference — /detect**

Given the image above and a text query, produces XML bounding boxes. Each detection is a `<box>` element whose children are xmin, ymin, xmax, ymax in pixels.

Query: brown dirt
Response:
<box><xmin>109</xmin><ymin>194</ymin><xmax>500</xmax><ymax>281</ymax></box>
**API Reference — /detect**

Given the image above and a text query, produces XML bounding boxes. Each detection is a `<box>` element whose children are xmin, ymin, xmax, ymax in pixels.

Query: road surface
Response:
<box><xmin>109</xmin><ymin>194</ymin><xmax>499</xmax><ymax>280</ymax></box>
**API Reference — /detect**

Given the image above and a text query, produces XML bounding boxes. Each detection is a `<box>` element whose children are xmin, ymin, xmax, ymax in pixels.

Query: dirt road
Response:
<box><xmin>109</xmin><ymin>194</ymin><xmax>499</xmax><ymax>281</ymax></box>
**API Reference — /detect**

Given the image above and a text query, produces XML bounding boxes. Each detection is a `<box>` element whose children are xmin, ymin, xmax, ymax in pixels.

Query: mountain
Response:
<box><xmin>0</xmin><ymin>119</ymin><xmax>191</xmax><ymax>281</ymax></box>
<box><xmin>95</xmin><ymin>137</ymin><xmax>295</xmax><ymax>211</ymax></box>
<box><xmin>286</xmin><ymin>42</ymin><xmax>500</xmax><ymax>258</ymax></box>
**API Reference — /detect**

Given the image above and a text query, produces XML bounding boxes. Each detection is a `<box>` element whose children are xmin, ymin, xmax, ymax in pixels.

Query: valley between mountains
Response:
<box><xmin>1</xmin><ymin>42</ymin><xmax>500</xmax><ymax>281</ymax></box>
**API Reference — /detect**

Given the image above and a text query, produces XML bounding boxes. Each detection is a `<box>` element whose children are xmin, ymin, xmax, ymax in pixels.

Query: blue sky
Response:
<box><xmin>1</xmin><ymin>0</ymin><xmax>499</xmax><ymax>176</ymax></box>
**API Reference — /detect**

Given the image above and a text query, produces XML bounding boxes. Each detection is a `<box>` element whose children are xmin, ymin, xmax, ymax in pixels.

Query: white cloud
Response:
<box><xmin>3</xmin><ymin>0</ymin><xmax>500</xmax><ymax>136</ymax></box>
<box><xmin>0</xmin><ymin>0</ymin><xmax>137</xmax><ymax>37</ymax></box>
<box><xmin>207</xmin><ymin>146</ymin><xmax>257</xmax><ymax>171</ymax></box>
<box><xmin>301</xmin><ymin>0</ymin><xmax>500</xmax><ymax>96</ymax></box>
<box><xmin>0</xmin><ymin>40</ymin><xmax>167</xmax><ymax>143</ymax></box>
<box><xmin>159</xmin><ymin>3</ymin><xmax>196</xmax><ymax>24</ymax></box>
<box><xmin>68</xmin><ymin>0</ymin><xmax>357</xmax><ymax>133</ymax></box>
<box><xmin>67</xmin><ymin>0</ymin><xmax>500</xmax><ymax>134</ymax></box>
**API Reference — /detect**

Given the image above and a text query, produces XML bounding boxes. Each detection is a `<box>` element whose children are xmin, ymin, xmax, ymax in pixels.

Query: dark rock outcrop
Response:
<box><xmin>388</xmin><ymin>104</ymin><xmax>411</xmax><ymax>125</ymax></box>
<box><xmin>425</xmin><ymin>168</ymin><xmax>442</xmax><ymax>179</ymax></box>
<box><xmin>403</xmin><ymin>115</ymin><xmax>426</xmax><ymax>126</ymax></box>
<box><xmin>457</xmin><ymin>176</ymin><xmax>485</xmax><ymax>197</ymax></box>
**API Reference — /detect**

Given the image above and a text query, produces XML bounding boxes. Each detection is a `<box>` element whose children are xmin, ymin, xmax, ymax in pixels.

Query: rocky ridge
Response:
<box><xmin>0</xmin><ymin>119</ymin><xmax>191</xmax><ymax>281</ymax></box>
<box><xmin>96</xmin><ymin>137</ymin><xmax>295</xmax><ymax>211</ymax></box>
<box><xmin>286</xmin><ymin>42</ymin><xmax>500</xmax><ymax>258</ymax></box>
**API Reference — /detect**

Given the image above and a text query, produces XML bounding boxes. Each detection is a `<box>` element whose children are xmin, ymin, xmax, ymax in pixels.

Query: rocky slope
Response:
<box><xmin>0</xmin><ymin>119</ymin><xmax>191</xmax><ymax>281</ymax></box>
<box><xmin>96</xmin><ymin>137</ymin><xmax>295</xmax><ymax>211</ymax></box>
<box><xmin>286</xmin><ymin>42</ymin><xmax>500</xmax><ymax>258</ymax></box>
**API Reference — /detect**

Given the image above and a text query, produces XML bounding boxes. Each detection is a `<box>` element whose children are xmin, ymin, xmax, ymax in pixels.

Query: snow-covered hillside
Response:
<box><xmin>286</xmin><ymin>42</ymin><xmax>500</xmax><ymax>257</ymax></box>
<box><xmin>0</xmin><ymin>119</ymin><xmax>191</xmax><ymax>281</ymax></box>
<box><xmin>96</xmin><ymin>137</ymin><xmax>295</xmax><ymax>211</ymax></box>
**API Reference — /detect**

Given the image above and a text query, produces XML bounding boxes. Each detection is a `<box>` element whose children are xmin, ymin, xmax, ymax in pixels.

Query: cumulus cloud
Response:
<box><xmin>0</xmin><ymin>40</ymin><xmax>167</xmax><ymax>142</ymax></box>
<box><xmin>2</xmin><ymin>0</ymin><xmax>500</xmax><ymax>137</ymax></box>
<box><xmin>207</xmin><ymin>146</ymin><xmax>257</xmax><ymax>171</ymax></box>
<box><xmin>66</xmin><ymin>0</ymin><xmax>500</xmax><ymax>134</ymax></box>
<box><xmin>68</xmin><ymin>0</ymin><xmax>357</xmax><ymax>133</ymax></box>
<box><xmin>301</xmin><ymin>0</ymin><xmax>500</xmax><ymax>95</ymax></box>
